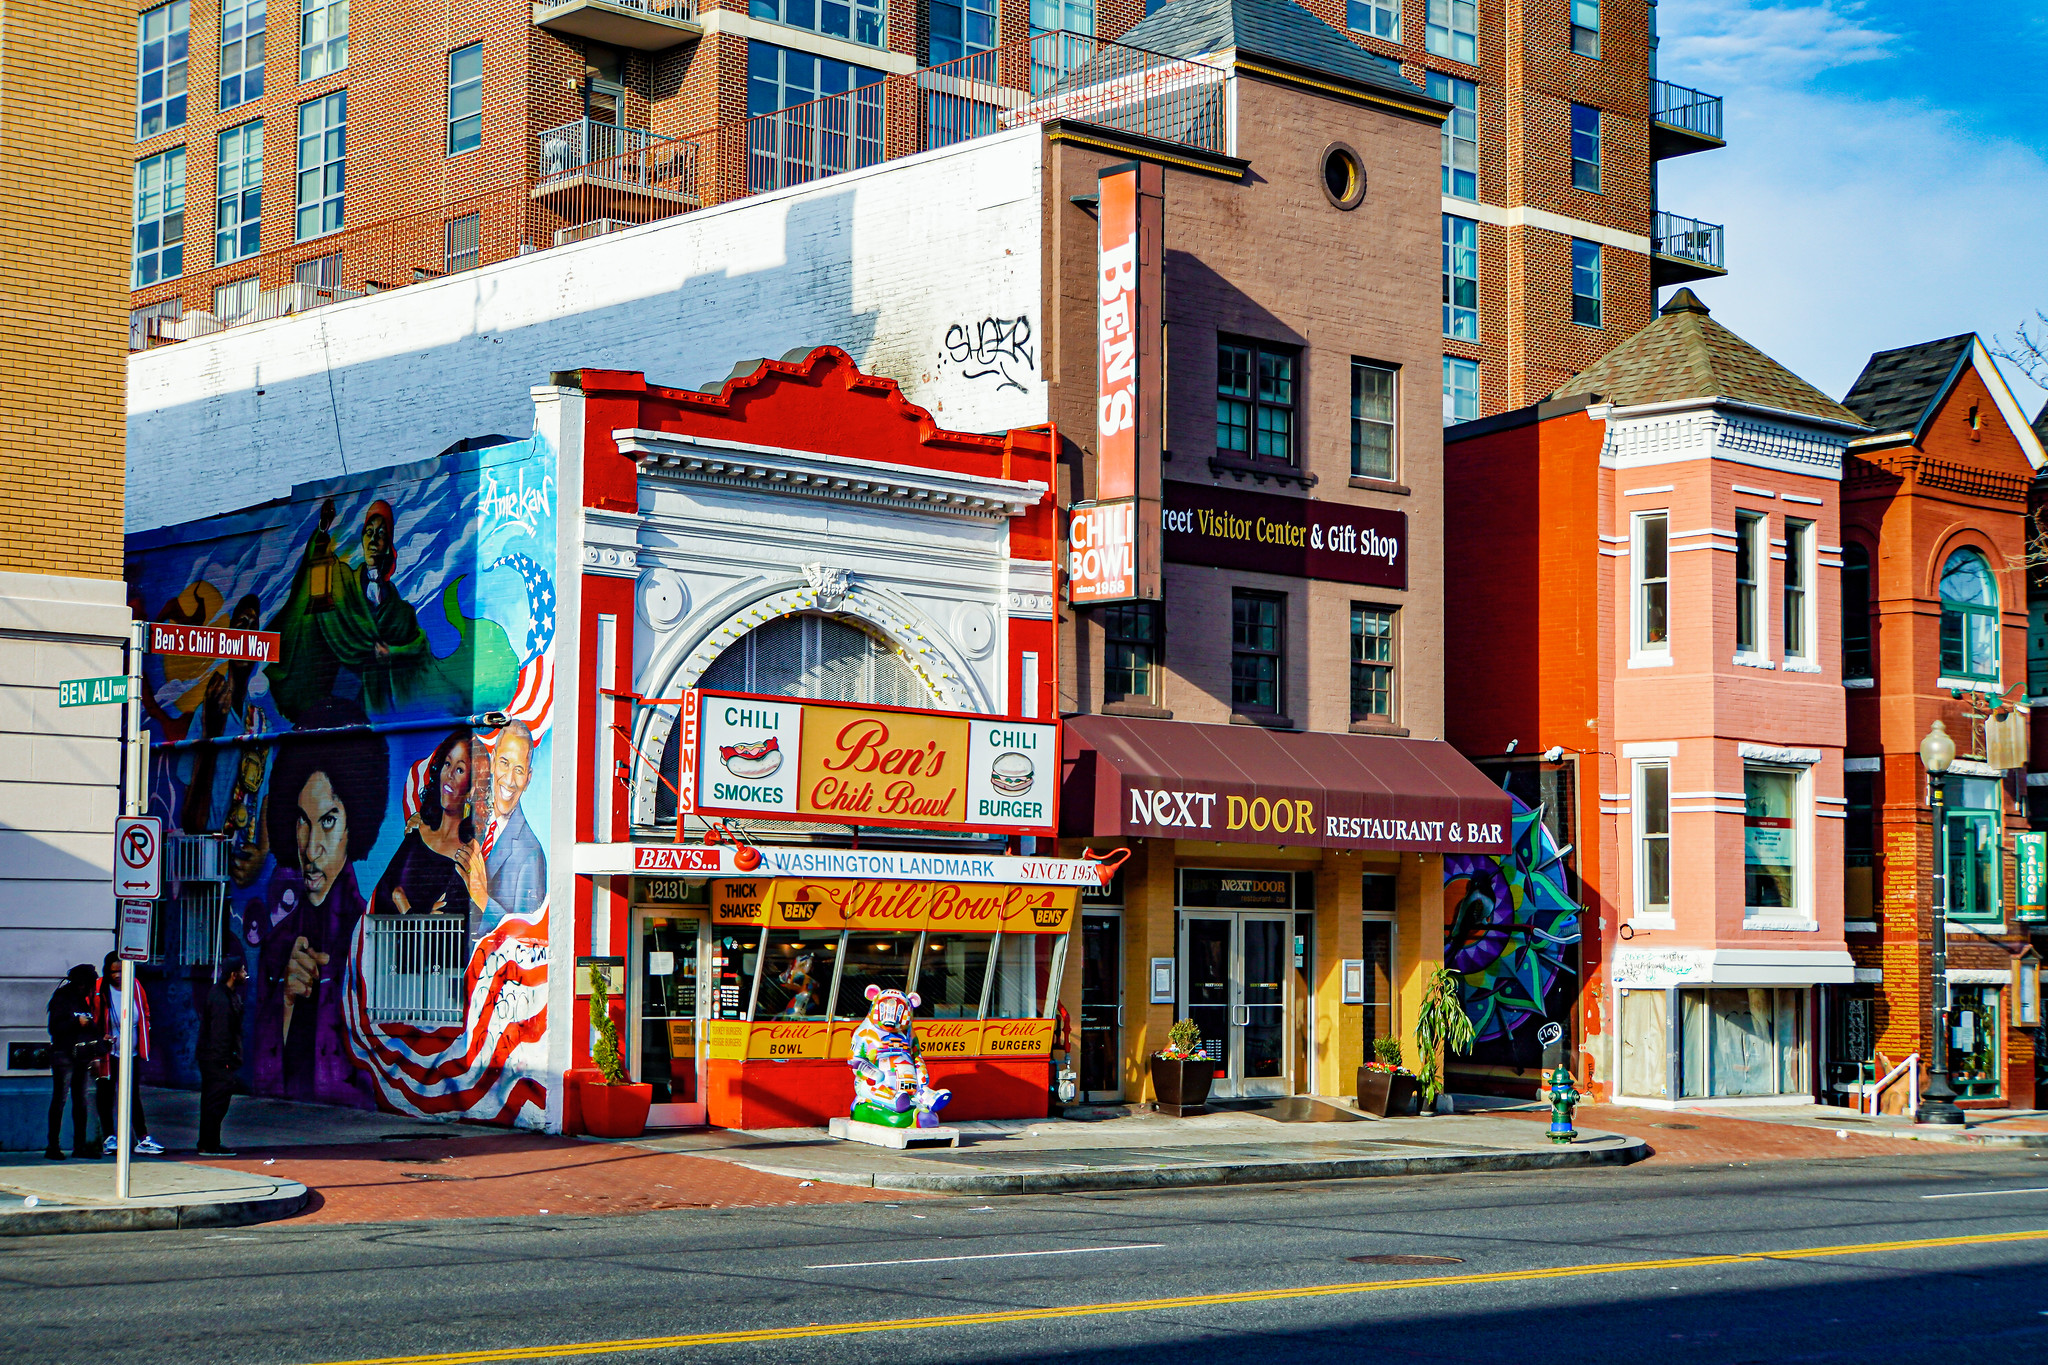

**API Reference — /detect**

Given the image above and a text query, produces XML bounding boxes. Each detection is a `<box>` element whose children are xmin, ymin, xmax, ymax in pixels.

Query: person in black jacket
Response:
<box><xmin>46</xmin><ymin>965</ymin><xmax>101</xmax><ymax>1160</ymax></box>
<box><xmin>196</xmin><ymin>960</ymin><xmax>247</xmax><ymax>1156</ymax></box>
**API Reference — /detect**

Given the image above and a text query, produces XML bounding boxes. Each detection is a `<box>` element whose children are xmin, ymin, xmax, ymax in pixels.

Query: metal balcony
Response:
<box><xmin>1651</xmin><ymin>79</ymin><xmax>1725</xmax><ymax>159</ymax></box>
<box><xmin>1652</xmin><ymin>211</ymin><xmax>1726</xmax><ymax>287</ymax></box>
<box><xmin>535</xmin><ymin>119</ymin><xmax>700</xmax><ymax>207</ymax></box>
<box><xmin>532</xmin><ymin>0</ymin><xmax>699</xmax><ymax>51</ymax></box>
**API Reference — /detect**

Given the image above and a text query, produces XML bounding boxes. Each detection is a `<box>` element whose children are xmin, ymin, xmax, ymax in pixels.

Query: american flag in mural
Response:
<box><xmin>348</xmin><ymin>553</ymin><xmax>557</xmax><ymax>1126</ymax></box>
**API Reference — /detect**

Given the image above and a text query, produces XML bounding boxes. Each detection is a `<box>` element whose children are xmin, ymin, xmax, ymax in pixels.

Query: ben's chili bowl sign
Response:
<box><xmin>711</xmin><ymin>879</ymin><xmax>1078</xmax><ymax>934</ymax></box>
<box><xmin>683</xmin><ymin>690</ymin><xmax>1058</xmax><ymax>834</ymax></box>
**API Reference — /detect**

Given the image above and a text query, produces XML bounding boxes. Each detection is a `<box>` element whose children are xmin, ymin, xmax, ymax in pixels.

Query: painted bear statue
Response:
<box><xmin>848</xmin><ymin>985</ymin><xmax>952</xmax><ymax>1129</ymax></box>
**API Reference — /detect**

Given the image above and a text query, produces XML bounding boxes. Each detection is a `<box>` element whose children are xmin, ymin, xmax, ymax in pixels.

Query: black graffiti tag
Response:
<box><xmin>943</xmin><ymin>316</ymin><xmax>1035</xmax><ymax>393</ymax></box>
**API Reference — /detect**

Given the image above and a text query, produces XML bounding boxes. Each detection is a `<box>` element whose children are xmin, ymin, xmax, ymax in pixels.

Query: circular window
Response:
<box><xmin>1321</xmin><ymin>143</ymin><xmax>1366</xmax><ymax>210</ymax></box>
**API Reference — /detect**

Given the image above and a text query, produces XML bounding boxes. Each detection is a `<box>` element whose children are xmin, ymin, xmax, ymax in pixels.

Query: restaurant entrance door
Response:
<box><xmin>1179</xmin><ymin>912</ymin><xmax>1291</xmax><ymax>1099</ymax></box>
<box><xmin>629</xmin><ymin>909</ymin><xmax>705</xmax><ymax>1128</ymax></box>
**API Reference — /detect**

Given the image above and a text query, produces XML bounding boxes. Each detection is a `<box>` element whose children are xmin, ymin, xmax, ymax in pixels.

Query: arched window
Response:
<box><xmin>1841</xmin><ymin>542</ymin><xmax>1872</xmax><ymax>680</ymax></box>
<box><xmin>1939</xmin><ymin>548</ymin><xmax>1999</xmax><ymax>682</ymax></box>
<box><xmin>655</xmin><ymin>613</ymin><xmax>931</xmax><ymax>823</ymax></box>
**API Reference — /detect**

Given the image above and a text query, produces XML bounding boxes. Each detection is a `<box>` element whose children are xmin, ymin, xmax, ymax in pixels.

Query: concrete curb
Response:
<box><xmin>728</xmin><ymin>1137</ymin><xmax>1648</xmax><ymax>1194</ymax></box>
<box><xmin>0</xmin><ymin>1181</ymin><xmax>310</xmax><ymax>1237</ymax></box>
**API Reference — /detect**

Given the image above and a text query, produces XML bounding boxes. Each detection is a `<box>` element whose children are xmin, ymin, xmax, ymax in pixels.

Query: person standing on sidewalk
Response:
<box><xmin>94</xmin><ymin>951</ymin><xmax>164</xmax><ymax>1157</ymax></box>
<box><xmin>196</xmin><ymin>961</ymin><xmax>247</xmax><ymax>1156</ymax></box>
<box><xmin>45</xmin><ymin>965</ymin><xmax>102</xmax><ymax>1160</ymax></box>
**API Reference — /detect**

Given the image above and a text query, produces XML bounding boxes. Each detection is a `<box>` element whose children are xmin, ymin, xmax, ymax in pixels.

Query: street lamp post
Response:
<box><xmin>1917</xmin><ymin>719</ymin><xmax>1965</xmax><ymax>1125</ymax></box>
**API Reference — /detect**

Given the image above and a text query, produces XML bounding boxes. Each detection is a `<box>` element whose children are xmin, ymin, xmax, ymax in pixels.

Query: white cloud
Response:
<box><xmin>1655</xmin><ymin>9</ymin><xmax>2048</xmax><ymax>420</ymax></box>
<box><xmin>1661</xmin><ymin>0</ymin><xmax>1901</xmax><ymax>88</ymax></box>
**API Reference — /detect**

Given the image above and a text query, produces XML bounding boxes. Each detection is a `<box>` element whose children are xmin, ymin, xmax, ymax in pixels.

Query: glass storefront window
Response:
<box><xmin>1951</xmin><ymin>984</ymin><xmax>2001</xmax><ymax>1099</ymax></box>
<box><xmin>1945</xmin><ymin>777</ymin><xmax>2003</xmax><ymax>923</ymax></box>
<box><xmin>988</xmin><ymin>933</ymin><xmax>1058</xmax><ymax>1017</ymax></box>
<box><xmin>1744</xmin><ymin>766</ymin><xmax>1798</xmax><ymax>911</ymax></box>
<box><xmin>913</xmin><ymin>934</ymin><xmax>992</xmax><ymax>1017</ymax></box>
<box><xmin>1678</xmin><ymin>987</ymin><xmax>1807</xmax><ymax>1097</ymax></box>
<box><xmin>833</xmin><ymin>931</ymin><xmax>918</xmax><ymax>1017</ymax></box>
<box><xmin>755</xmin><ymin>929</ymin><xmax>842</xmax><ymax>1020</ymax></box>
<box><xmin>711</xmin><ymin>929</ymin><xmax>760</xmax><ymax>1019</ymax></box>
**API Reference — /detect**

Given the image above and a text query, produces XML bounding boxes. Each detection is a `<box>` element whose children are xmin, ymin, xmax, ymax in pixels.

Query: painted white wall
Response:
<box><xmin>127</xmin><ymin>127</ymin><xmax>1048</xmax><ymax>532</ymax></box>
<box><xmin>0</xmin><ymin>572</ymin><xmax>131</xmax><ymax>1087</ymax></box>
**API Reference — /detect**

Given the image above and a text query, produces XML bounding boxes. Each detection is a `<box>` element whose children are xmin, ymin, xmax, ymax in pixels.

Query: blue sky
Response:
<box><xmin>1654</xmin><ymin>0</ymin><xmax>2048</xmax><ymax>419</ymax></box>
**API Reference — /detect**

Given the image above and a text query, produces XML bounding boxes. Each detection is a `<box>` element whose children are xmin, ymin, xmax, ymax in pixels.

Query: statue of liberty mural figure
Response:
<box><xmin>265</xmin><ymin>497</ymin><xmax>519</xmax><ymax>724</ymax></box>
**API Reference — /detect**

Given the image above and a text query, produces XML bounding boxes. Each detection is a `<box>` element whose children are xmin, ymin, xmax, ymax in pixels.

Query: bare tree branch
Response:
<box><xmin>1992</xmin><ymin>310</ymin><xmax>2048</xmax><ymax>390</ymax></box>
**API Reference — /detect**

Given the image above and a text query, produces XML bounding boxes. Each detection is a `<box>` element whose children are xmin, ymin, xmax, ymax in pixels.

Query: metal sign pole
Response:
<box><xmin>116</xmin><ymin>620</ymin><xmax>145</xmax><ymax>1201</ymax></box>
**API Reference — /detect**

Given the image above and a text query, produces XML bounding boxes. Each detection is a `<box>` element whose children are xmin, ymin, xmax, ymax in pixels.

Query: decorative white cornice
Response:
<box><xmin>615</xmin><ymin>430</ymin><xmax>1047</xmax><ymax>520</ymax></box>
<box><xmin>1004</xmin><ymin>557</ymin><xmax>1055</xmax><ymax>620</ymax></box>
<box><xmin>581</xmin><ymin>509</ymin><xmax>641</xmax><ymax>579</ymax></box>
<box><xmin>1595</xmin><ymin>401</ymin><xmax>1854</xmax><ymax>482</ymax></box>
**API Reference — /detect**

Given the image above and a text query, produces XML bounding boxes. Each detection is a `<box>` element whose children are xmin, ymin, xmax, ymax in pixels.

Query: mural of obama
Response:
<box><xmin>464</xmin><ymin>721</ymin><xmax>546</xmax><ymax>930</ymax></box>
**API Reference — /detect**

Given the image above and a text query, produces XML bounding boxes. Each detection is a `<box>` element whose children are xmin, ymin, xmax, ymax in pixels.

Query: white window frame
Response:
<box><xmin>1783</xmin><ymin>517</ymin><xmax>1814</xmax><ymax>666</ymax></box>
<box><xmin>1443</xmin><ymin>214</ymin><xmax>1478</xmax><ymax>340</ymax></box>
<box><xmin>299</xmin><ymin>0</ymin><xmax>347</xmax><ymax>80</ymax></box>
<box><xmin>1742</xmin><ymin>760</ymin><xmax>1814</xmax><ymax>923</ymax></box>
<box><xmin>1427</xmin><ymin>73</ymin><xmax>1477</xmax><ymax>201</ymax></box>
<box><xmin>1631</xmin><ymin>510</ymin><xmax>1670</xmax><ymax>663</ymax></box>
<box><xmin>1570</xmin><ymin>0</ymin><xmax>1600</xmax><ymax>57</ymax></box>
<box><xmin>219</xmin><ymin>0</ymin><xmax>266</xmax><ymax>111</ymax></box>
<box><xmin>1347</xmin><ymin>0</ymin><xmax>1400</xmax><ymax>42</ymax></box>
<box><xmin>1570</xmin><ymin>102</ymin><xmax>1601</xmax><ymax>192</ymax></box>
<box><xmin>1426</xmin><ymin>0</ymin><xmax>1476</xmax><ymax>63</ymax></box>
<box><xmin>447</xmin><ymin>43</ymin><xmax>483</xmax><ymax>156</ymax></box>
<box><xmin>1442</xmin><ymin>354</ymin><xmax>1478</xmax><ymax>425</ymax></box>
<box><xmin>1350</xmin><ymin>358</ymin><xmax>1397</xmax><ymax>481</ymax></box>
<box><xmin>132</xmin><ymin>147</ymin><xmax>187</xmax><ymax>287</ymax></box>
<box><xmin>1570</xmin><ymin>237</ymin><xmax>1601</xmax><ymax>328</ymax></box>
<box><xmin>1734</xmin><ymin>509</ymin><xmax>1767</xmax><ymax>662</ymax></box>
<box><xmin>295</xmin><ymin>90</ymin><xmax>346</xmax><ymax>241</ymax></box>
<box><xmin>215</xmin><ymin>120</ymin><xmax>263</xmax><ymax>266</ymax></box>
<box><xmin>1634</xmin><ymin>758</ymin><xmax>1673</xmax><ymax>925</ymax></box>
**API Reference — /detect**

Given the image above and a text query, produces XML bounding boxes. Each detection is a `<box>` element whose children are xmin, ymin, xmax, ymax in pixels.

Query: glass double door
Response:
<box><xmin>630</xmin><ymin>913</ymin><xmax>704</xmax><ymax>1127</ymax></box>
<box><xmin>1181</xmin><ymin>912</ymin><xmax>1291</xmax><ymax>1098</ymax></box>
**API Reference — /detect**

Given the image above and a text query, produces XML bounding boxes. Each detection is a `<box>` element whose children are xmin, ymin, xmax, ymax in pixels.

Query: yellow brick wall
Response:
<box><xmin>0</xmin><ymin>0</ymin><xmax>131</xmax><ymax>577</ymax></box>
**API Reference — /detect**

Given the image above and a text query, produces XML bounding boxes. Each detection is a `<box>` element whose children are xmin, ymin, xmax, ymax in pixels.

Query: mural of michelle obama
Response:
<box><xmin>127</xmin><ymin>439</ymin><xmax>558</xmax><ymax>1128</ymax></box>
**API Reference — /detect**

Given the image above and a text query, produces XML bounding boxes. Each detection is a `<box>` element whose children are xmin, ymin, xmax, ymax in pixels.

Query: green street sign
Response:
<box><xmin>57</xmin><ymin>676</ymin><xmax>129</xmax><ymax>708</ymax></box>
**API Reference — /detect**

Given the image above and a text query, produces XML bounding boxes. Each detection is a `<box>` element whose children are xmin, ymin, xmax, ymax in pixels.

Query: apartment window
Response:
<box><xmin>1570</xmin><ymin>238</ymin><xmax>1601</xmax><ymax>327</ymax></box>
<box><xmin>1842</xmin><ymin>542</ymin><xmax>1872</xmax><ymax>679</ymax></box>
<box><xmin>747</xmin><ymin>42</ymin><xmax>887</xmax><ymax>115</ymax></box>
<box><xmin>215</xmin><ymin>122</ymin><xmax>263</xmax><ymax>265</ymax></box>
<box><xmin>1442</xmin><ymin>355</ymin><xmax>1478</xmax><ymax>425</ymax></box>
<box><xmin>1845</xmin><ymin>768</ymin><xmax>1877</xmax><ymax>920</ymax></box>
<box><xmin>300</xmin><ymin>0</ymin><xmax>347</xmax><ymax>80</ymax></box>
<box><xmin>1570</xmin><ymin>0</ymin><xmax>1600</xmax><ymax>57</ymax></box>
<box><xmin>1030</xmin><ymin>0</ymin><xmax>1094</xmax><ymax>36</ymax></box>
<box><xmin>295</xmin><ymin>250</ymin><xmax>340</xmax><ymax>287</ymax></box>
<box><xmin>1102</xmin><ymin>602</ymin><xmax>1161</xmax><ymax>704</ymax></box>
<box><xmin>448</xmin><ymin>45</ymin><xmax>483</xmax><ymax>155</ymax></box>
<box><xmin>1735</xmin><ymin>510</ymin><xmax>1764</xmax><ymax>655</ymax></box>
<box><xmin>1783</xmin><ymin>519</ymin><xmax>1812</xmax><ymax>660</ymax></box>
<box><xmin>1570</xmin><ymin>103</ymin><xmax>1601</xmax><ymax>192</ymax></box>
<box><xmin>1350</xmin><ymin>606</ymin><xmax>1395</xmax><ymax>723</ymax></box>
<box><xmin>132</xmin><ymin>149</ymin><xmax>186</xmax><ymax>286</ymax></box>
<box><xmin>1427</xmin><ymin>73</ymin><xmax>1477</xmax><ymax>200</ymax></box>
<box><xmin>1426</xmin><ymin>0</ymin><xmax>1476</xmax><ymax>62</ymax></box>
<box><xmin>295</xmin><ymin>90</ymin><xmax>346</xmax><ymax>240</ymax></box>
<box><xmin>1634</xmin><ymin>511</ymin><xmax>1669</xmax><ymax>653</ymax></box>
<box><xmin>1217</xmin><ymin>340</ymin><xmax>1297</xmax><ymax>466</ymax></box>
<box><xmin>444</xmin><ymin>213</ymin><xmax>481</xmax><ymax>273</ymax></box>
<box><xmin>1346</xmin><ymin>0</ymin><xmax>1399</xmax><ymax>40</ymax></box>
<box><xmin>750</xmin><ymin>0</ymin><xmax>884</xmax><ymax>47</ymax></box>
<box><xmin>1939</xmin><ymin>547</ymin><xmax>1999</xmax><ymax>682</ymax></box>
<box><xmin>220</xmin><ymin>0</ymin><xmax>266</xmax><ymax>110</ymax></box>
<box><xmin>1637</xmin><ymin>761</ymin><xmax>1670</xmax><ymax>913</ymax></box>
<box><xmin>213</xmin><ymin>276</ymin><xmax>259</xmax><ymax>322</ymax></box>
<box><xmin>1350</xmin><ymin>360</ymin><xmax>1396</xmax><ymax>480</ymax></box>
<box><xmin>1945</xmin><ymin>779</ymin><xmax>2003</xmax><ymax>925</ymax></box>
<box><xmin>1231</xmin><ymin>591</ymin><xmax>1284</xmax><ymax>715</ymax></box>
<box><xmin>1744</xmin><ymin>764</ymin><xmax>1799</xmax><ymax>912</ymax></box>
<box><xmin>1443</xmin><ymin>215</ymin><xmax>1478</xmax><ymax>339</ymax></box>
<box><xmin>930</xmin><ymin>0</ymin><xmax>996</xmax><ymax>63</ymax></box>
<box><xmin>136</xmin><ymin>2</ymin><xmax>190</xmax><ymax>139</ymax></box>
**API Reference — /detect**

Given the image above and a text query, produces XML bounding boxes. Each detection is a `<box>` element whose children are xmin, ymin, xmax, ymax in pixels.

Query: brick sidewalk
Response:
<box><xmin>1495</xmin><ymin>1105</ymin><xmax>1939</xmax><ymax>1165</ymax></box>
<box><xmin>177</xmin><ymin>1134</ymin><xmax>928</xmax><ymax>1225</ymax></box>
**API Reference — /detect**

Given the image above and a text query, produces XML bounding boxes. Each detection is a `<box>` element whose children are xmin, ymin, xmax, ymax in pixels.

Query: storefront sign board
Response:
<box><xmin>711</xmin><ymin>878</ymin><xmax>1078</xmax><ymax>934</ymax></box>
<box><xmin>677</xmin><ymin>690</ymin><xmax>1058</xmax><ymax>835</ymax></box>
<box><xmin>147</xmin><ymin>622</ymin><xmax>281</xmax><ymax>662</ymax></box>
<box><xmin>2018</xmin><ymin>831</ymin><xmax>2046</xmax><ymax>921</ymax></box>
<box><xmin>579</xmin><ymin>843</ymin><xmax>1110</xmax><ymax>886</ymax></box>
<box><xmin>1093</xmin><ymin>161</ymin><xmax>1163</xmax><ymax>601</ymax></box>
<box><xmin>1068</xmin><ymin>500</ymin><xmax>1137</xmax><ymax>603</ymax></box>
<box><xmin>1161</xmin><ymin>481</ymin><xmax>1407</xmax><ymax>590</ymax></box>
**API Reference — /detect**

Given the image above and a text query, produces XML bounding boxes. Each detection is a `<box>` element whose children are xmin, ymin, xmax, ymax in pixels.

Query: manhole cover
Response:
<box><xmin>1652</xmin><ymin>1123</ymin><xmax>1697</xmax><ymax>1130</ymax></box>
<box><xmin>1348</xmin><ymin>1254</ymin><xmax>1464</xmax><ymax>1266</ymax></box>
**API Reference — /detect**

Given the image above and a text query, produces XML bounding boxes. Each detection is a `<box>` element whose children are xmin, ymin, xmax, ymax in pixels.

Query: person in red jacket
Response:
<box><xmin>95</xmin><ymin>952</ymin><xmax>163</xmax><ymax>1156</ymax></box>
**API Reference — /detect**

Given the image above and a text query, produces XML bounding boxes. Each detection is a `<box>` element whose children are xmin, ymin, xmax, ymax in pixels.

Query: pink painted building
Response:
<box><xmin>1448</xmin><ymin>290</ymin><xmax>1873</xmax><ymax>1104</ymax></box>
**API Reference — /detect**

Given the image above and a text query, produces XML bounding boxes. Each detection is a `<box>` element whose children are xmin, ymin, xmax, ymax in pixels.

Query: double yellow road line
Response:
<box><xmin>309</xmin><ymin>1227</ymin><xmax>2048</xmax><ymax>1365</ymax></box>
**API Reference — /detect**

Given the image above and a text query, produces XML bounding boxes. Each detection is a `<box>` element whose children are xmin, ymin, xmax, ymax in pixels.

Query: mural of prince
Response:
<box><xmin>129</xmin><ymin>439</ymin><xmax>560</xmax><ymax>1128</ymax></box>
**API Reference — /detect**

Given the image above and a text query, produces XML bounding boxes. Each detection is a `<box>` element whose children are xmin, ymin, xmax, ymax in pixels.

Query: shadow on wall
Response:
<box><xmin>129</xmin><ymin>192</ymin><xmax>880</xmax><ymax>531</ymax></box>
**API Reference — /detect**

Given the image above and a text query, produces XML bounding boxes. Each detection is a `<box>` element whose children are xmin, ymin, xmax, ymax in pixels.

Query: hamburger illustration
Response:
<box><xmin>989</xmin><ymin>750</ymin><xmax>1034</xmax><ymax>795</ymax></box>
<box><xmin>719</xmin><ymin>735</ymin><xmax>783</xmax><ymax>779</ymax></box>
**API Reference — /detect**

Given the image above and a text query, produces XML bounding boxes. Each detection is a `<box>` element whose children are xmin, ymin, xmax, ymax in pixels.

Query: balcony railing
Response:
<box><xmin>531</xmin><ymin>0</ymin><xmax>701</xmax><ymax>50</ymax></box>
<box><xmin>362</xmin><ymin>915</ymin><xmax>470</xmax><ymax>1027</ymax></box>
<box><xmin>1651</xmin><ymin>79</ymin><xmax>1723</xmax><ymax>141</ymax></box>
<box><xmin>1653</xmin><ymin>211</ymin><xmax>1724</xmax><ymax>270</ymax></box>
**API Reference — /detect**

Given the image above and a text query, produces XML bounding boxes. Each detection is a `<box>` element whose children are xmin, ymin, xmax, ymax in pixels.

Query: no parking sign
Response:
<box><xmin>113</xmin><ymin>815</ymin><xmax>163</xmax><ymax>900</ymax></box>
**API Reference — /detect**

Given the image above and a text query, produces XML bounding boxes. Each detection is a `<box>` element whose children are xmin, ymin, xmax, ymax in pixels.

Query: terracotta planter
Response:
<box><xmin>577</xmin><ymin>1079</ymin><xmax>653</xmax><ymax>1138</ymax></box>
<box><xmin>1355</xmin><ymin>1067</ymin><xmax>1419</xmax><ymax>1118</ymax></box>
<box><xmin>1149</xmin><ymin>1057</ymin><xmax>1216</xmax><ymax>1116</ymax></box>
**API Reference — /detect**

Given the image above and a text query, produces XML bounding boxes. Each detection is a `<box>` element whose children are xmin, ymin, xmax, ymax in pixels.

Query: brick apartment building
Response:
<box><xmin>0</xmin><ymin>0</ymin><xmax>137</xmax><ymax>1142</ymax></box>
<box><xmin>125</xmin><ymin>0</ymin><xmax>1723</xmax><ymax>429</ymax></box>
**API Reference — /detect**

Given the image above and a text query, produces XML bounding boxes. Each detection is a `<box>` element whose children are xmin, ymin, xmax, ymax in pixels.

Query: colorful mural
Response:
<box><xmin>127</xmin><ymin>441</ymin><xmax>557</xmax><ymax>1128</ymax></box>
<box><xmin>1442</xmin><ymin>790</ymin><xmax>1580</xmax><ymax>1068</ymax></box>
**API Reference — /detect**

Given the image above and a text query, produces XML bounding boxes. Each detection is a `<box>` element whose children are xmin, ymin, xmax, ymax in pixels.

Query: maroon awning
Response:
<box><xmin>1061</xmin><ymin>715</ymin><xmax>1510</xmax><ymax>854</ymax></box>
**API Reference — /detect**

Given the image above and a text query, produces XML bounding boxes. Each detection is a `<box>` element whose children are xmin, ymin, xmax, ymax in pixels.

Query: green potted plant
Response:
<box><xmin>1413</xmin><ymin>966</ymin><xmax>1476</xmax><ymax>1115</ymax></box>
<box><xmin>576</xmin><ymin>962</ymin><xmax>653</xmax><ymax>1138</ymax></box>
<box><xmin>1149</xmin><ymin>1018</ymin><xmax>1215</xmax><ymax>1116</ymax></box>
<box><xmin>1356</xmin><ymin>1036</ymin><xmax>1419</xmax><ymax>1117</ymax></box>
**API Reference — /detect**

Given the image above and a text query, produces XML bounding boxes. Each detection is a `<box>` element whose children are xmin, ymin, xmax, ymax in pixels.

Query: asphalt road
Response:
<box><xmin>9</xmin><ymin>1150</ymin><xmax>2048</xmax><ymax>1365</ymax></box>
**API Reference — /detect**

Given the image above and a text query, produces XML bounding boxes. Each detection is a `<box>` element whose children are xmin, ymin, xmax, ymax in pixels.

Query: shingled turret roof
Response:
<box><xmin>1551</xmin><ymin>289</ymin><xmax>1864</xmax><ymax>428</ymax></box>
<box><xmin>1841</xmin><ymin>334</ymin><xmax>1979</xmax><ymax>436</ymax></box>
<box><xmin>1115</xmin><ymin>0</ymin><xmax>1426</xmax><ymax>100</ymax></box>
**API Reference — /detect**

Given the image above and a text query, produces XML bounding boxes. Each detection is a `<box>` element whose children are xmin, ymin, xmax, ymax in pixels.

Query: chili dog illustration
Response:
<box><xmin>719</xmin><ymin>735</ymin><xmax>783</xmax><ymax>779</ymax></box>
